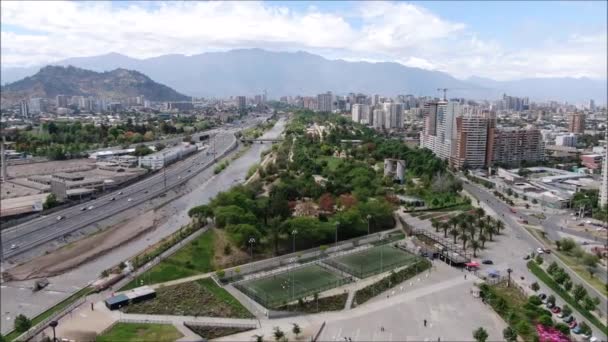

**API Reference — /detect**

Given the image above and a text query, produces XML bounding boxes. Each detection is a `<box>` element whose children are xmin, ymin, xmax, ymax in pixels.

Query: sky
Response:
<box><xmin>1</xmin><ymin>1</ymin><xmax>606</xmax><ymax>81</ymax></box>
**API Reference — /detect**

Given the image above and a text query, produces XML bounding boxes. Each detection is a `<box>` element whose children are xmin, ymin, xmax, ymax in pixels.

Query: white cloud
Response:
<box><xmin>0</xmin><ymin>1</ymin><xmax>605</xmax><ymax>80</ymax></box>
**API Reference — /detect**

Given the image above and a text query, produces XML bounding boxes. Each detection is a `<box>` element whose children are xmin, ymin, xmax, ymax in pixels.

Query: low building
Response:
<box><xmin>138</xmin><ymin>143</ymin><xmax>197</xmax><ymax>170</ymax></box>
<box><xmin>580</xmin><ymin>154</ymin><xmax>603</xmax><ymax>171</ymax></box>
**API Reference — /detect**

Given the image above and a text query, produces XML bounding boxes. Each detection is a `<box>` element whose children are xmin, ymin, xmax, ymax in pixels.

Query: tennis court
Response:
<box><xmin>236</xmin><ymin>263</ymin><xmax>351</xmax><ymax>308</ymax></box>
<box><xmin>326</xmin><ymin>245</ymin><xmax>418</xmax><ymax>278</ymax></box>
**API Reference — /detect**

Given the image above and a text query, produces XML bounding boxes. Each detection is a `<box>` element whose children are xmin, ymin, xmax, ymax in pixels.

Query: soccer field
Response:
<box><xmin>237</xmin><ymin>264</ymin><xmax>350</xmax><ymax>308</ymax></box>
<box><xmin>327</xmin><ymin>245</ymin><xmax>418</xmax><ymax>278</ymax></box>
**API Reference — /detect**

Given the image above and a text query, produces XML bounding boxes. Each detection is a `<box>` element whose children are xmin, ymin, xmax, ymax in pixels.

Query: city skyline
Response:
<box><xmin>1</xmin><ymin>1</ymin><xmax>607</xmax><ymax>81</ymax></box>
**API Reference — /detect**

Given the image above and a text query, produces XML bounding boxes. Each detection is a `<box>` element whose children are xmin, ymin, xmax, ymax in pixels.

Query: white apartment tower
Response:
<box><xmin>351</xmin><ymin>104</ymin><xmax>371</xmax><ymax>124</ymax></box>
<box><xmin>600</xmin><ymin>131</ymin><xmax>608</xmax><ymax>208</ymax></box>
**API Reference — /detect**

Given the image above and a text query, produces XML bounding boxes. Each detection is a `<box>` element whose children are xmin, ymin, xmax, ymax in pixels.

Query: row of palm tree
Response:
<box><xmin>430</xmin><ymin>207</ymin><xmax>504</xmax><ymax>257</ymax></box>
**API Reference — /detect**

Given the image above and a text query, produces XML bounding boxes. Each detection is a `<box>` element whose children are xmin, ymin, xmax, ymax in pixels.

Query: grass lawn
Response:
<box><xmin>238</xmin><ymin>264</ymin><xmax>349</xmax><ymax>308</ymax></box>
<box><xmin>328</xmin><ymin>245</ymin><xmax>416</xmax><ymax>278</ymax></box>
<box><xmin>185</xmin><ymin>325</ymin><xmax>253</xmax><ymax>340</ymax></box>
<box><xmin>123</xmin><ymin>278</ymin><xmax>252</xmax><ymax>318</ymax></box>
<box><xmin>278</xmin><ymin>293</ymin><xmax>348</xmax><ymax>313</ymax></box>
<box><xmin>121</xmin><ymin>229</ymin><xmax>215</xmax><ymax>290</ymax></box>
<box><xmin>4</xmin><ymin>286</ymin><xmax>93</xmax><ymax>341</ymax></box>
<box><xmin>96</xmin><ymin>323</ymin><xmax>182</xmax><ymax>342</ymax></box>
<box><xmin>317</xmin><ymin>156</ymin><xmax>342</xmax><ymax>172</ymax></box>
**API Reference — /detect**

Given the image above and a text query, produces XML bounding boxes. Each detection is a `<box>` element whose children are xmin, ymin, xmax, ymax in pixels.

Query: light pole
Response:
<box><xmin>507</xmin><ymin>268</ymin><xmax>513</xmax><ymax>287</ymax></box>
<box><xmin>367</xmin><ymin>215</ymin><xmax>372</xmax><ymax>235</ymax></box>
<box><xmin>335</xmin><ymin>221</ymin><xmax>340</xmax><ymax>251</ymax></box>
<box><xmin>291</xmin><ymin>230</ymin><xmax>297</xmax><ymax>301</ymax></box>
<box><xmin>49</xmin><ymin>320</ymin><xmax>58</xmax><ymax>342</ymax></box>
<box><xmin>248</xmin><ymin>237</ymin><xmax>256</xmax><ymax>261</ymax></box>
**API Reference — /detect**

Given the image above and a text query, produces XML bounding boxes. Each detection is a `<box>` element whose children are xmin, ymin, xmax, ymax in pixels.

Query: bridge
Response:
<box><xmin>239</xmin><ymin>138</ymin><xmax>284</xmax><ymax>144</ymax></box>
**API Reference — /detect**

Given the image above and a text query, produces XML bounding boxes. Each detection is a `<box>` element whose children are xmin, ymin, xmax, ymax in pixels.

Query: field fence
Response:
<box><xmin>14</xmin><ymin>297</ymin><xmax>86</xmax><ymax>342</ymax></box>
<box><xmin>183</xmin><ymin>320</ymin><xmax>258</xmax><ymax>329</ymax></box>
<box><xmin>325</xmin><ymin>253</ymin><xmax>416</xmax><ymax>279</ymax></box>
<box><xmin>234</xmin><ymin>274</ymin><xmax>352</xmax><ymax>309</ymax></box>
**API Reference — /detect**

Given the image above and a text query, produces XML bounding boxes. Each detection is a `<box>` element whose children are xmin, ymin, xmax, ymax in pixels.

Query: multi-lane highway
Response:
<box><xmin>0</xmin><ymin>117</ymin><xmax>268</xmax><ymax>261</ymax></box>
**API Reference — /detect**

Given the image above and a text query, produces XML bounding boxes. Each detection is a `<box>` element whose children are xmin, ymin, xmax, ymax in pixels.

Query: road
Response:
<box><xmin>0</xmin><ymin>116</ymin><xmax>268</xmax><ymax>263</ymax></box>
<box><xmin>462</xmin><ymin>181</ymin><xmax>608</xmax><ymax>318</ymax></box>
<box><xmin>0</xmin><ymin>116</ymin><xmax>285</xmax><ymax>334</ymax></box>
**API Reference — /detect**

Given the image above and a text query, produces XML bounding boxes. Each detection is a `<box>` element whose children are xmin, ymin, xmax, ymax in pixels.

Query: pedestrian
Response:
<box><xmin>91</xmin><ymin>302</ymin><xmax>94</xmax><ymax>311</ymax></box>
<box><xmin>424</xmin><ymin>319</ymin><xmax>427</xmax><ymax>327</ymax></box>
<box><xmin>464</xmin><ymin>274</ymin><xmax>467</xmax><ymax>280</ymax></box>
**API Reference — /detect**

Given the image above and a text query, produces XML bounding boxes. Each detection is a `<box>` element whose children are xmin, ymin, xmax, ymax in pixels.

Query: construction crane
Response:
<box><xmin>437</xmin><ymin>88</ymin><xmax>448</xmax><ymax>101</ymax></box>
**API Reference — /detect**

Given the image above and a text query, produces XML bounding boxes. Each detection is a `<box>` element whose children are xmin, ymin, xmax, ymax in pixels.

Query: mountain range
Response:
<box><xmin>1</xmin><ymin>49</ymin><xmax>606</xmax><ymax>103</ymax></box>
<box><xmin>1</xmin><ymin>66</ymin><xmax>189</xmax><ymax>104</ymax></box>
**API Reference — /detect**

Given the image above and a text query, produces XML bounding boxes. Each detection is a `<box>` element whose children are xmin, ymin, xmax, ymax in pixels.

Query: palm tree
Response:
<box><xmin>495</xmin><ymin>219</ymin><xmax>504</xmax><ymax>235</ymax></box>
<box><xmin>449</xmin><ymin>228</ymin><xmax>459</xmax><ymax>243</ymax></box>
<box><xmin>474</xmin><ymin>207</ymin><xmax>485</xmax><ymax>222</ymax></box>
<box><xmin>253</xmin><ymin>335</ymin><xmax>265</xmax><ymax>342</ymax></box>
<box><xmin>471</xmin><ymin>240</ymin><xmax>480</xmax><ymax>257</ymax></box>
<box><xmin>479</xmin><ymin>232</ymin><xmax>487</xmax><ymax>248</ymax></box>
<box><xmin>460</xmin><ymin>230</ymin><xmax>469</xmax><ymax>250</ymax></box>
<box><xmin>448</xmin><ymin>216</ymin><xmax>459</xmax><ymax>237</ymax></box>
<box><xmin>483</xmin><ymin>217</ymin><xmax>493</xmax><ymax>239</ymax></box>
<box><xmin>431</xmin><ymin>218</ymin><xmax>440</xmax><ymax>233</ymax></box>
<box><xmin>441</xmin><ymin>222</ymin><xmax>450</xmax><ymax>238</ymax></box>
<box><xmin>486</xmin><ymin>224</ymin><xmax>496</xmax><ymax>241</ymax></box>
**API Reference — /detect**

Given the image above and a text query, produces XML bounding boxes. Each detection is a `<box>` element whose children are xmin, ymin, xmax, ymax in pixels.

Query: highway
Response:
<box><xmin>0</xmin><ymin>117</ymin><xmax>267</xmax><ymax>261</ymax></box>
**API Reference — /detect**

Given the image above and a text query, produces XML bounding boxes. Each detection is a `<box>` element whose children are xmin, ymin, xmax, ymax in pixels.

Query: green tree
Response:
<box><xmin>273</xmin><ymin>327</ymin><xmax>285</xmax><ymax>341</ymax></box>
<box><xmin>14</xmin><ymin>314</ymin><xmax>31</xmax><ymax>332</ymax></box>
<box><xmin>561</xmin><ymin>305</ymin><xmax>572</xmax><ymax>317</ymax></box>
<box><xmin>530</xmin><ymin>282</ymin><xmax>540</xmax><ymax>292</ymax></box>
<box><xmin>253</xmin><ymin>335</ymin><xmax>264</xmax><ymax>342</ymax></box>
<box><xmin>547</xmin><ymin>261</ymin><xmax>559</xmax><ymax>275</ymax></box>
<box><xmin>582</xmin><ymin>296</ymin><xmax>597</xmax><ymax>311</ymax></box>
<box><xmin>582</xmin><ymin>253</ymin><xmax>599</xmax><ymax>268</ymax></box>
<box><xmin>572</xmin><ymin>284</ymin><xmax>587</xmax><ymax>302</ymax></box>
<box><xmin>473</xmin><ymin>327</ymin><xmax>489</xmax><ymax>342</ymax></box>
<box><xmin>535</xmin><ymin>255</ymin><xmax>544</xmax><ymax>265</ymax></box>
<box><xmin>502</xmin><ymin>327</ymin><xmax>517</xmax><ymax>342</ymax></box>
<box><xmin>563</xmin><ymin>280</ymin><xmax>573</xmax><ymax>291</ymax></box>
<box><xmin>43</xmin><ymin>193</ymin><xmax>59</xmax><ymax>210</ymax></box>
<box><xmin>292</xmin><ymin>323</ymin><xmax>301</xmax><ymax>338</ymax></box>
<box><xmin>546</xmin><ymin>295</ymin><xmax>555</xmax><ymax>306</ymax></box>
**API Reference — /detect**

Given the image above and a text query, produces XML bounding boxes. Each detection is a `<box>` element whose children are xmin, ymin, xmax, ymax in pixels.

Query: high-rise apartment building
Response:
<box><xmin>588</xmin><ymin>99</ymin><xmax>595</xmax><ymax>112</ymax></box>
<box><xmin>317</xmin><ymin>92</ymin><xmax>333</xmax><ymax>112</ymax></box>
<box><xmin>567</xmin><ymin>113</ymin><xmax>585</xmax><ymax>133</ymax></box>
<box><xmin>449</xmin><ymin>112</ymin><xmax>492</xmax><ymax>169</ymax></box>
<box><xmin>28</xmin><ymin>98</ymin><xmax>44</xmax><ymax>115</ymax></box>
<box><xmin>555</xmin><ymin>134</ymin><xmax>577</xmax><ymax>147</ymax></box>
<box><xmin>20</xmin><ymin>100</ymin><xmax>29</xmax><ymax>117</ymax></box>
<box><xmin>236</xmin><ymin>96</ymin><xmax>247</xmax><ymax>110</ymax></box>
<box><xmin>487</xmin><ymin>127</ymin><xmax>544</xmax><ymax>167</ymax></box>
<box><xmin>382</xmin><ymin>103</ymin><xmax>404</xmax><ymax>129</ymax></box>
<box><xmin>420</xmin><ymin>101</ymin><xmax>455</xmax><ymax>160</ymax></box>
<box><xmin>372</xmin><ymin>109</ymin><xmax>385</xmax><ymax>129</ymax></box>
<box><xmin>351</xmin><ymin>104</ymin><xmax>371</xmax><ymax>124</ymax></box>
<box><xmin>56</xmin><ymin>95</ymin><xmax>69</xmax><ymax>108</ymax></box>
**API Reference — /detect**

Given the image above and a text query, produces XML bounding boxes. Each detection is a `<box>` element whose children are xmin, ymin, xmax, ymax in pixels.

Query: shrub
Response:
<box><xmin>14</xmin><ymin>314</ymin><xmax>31</xmax><ymax>332</ymax></box>
<box><xmin>528</xmin><ymin>295</ymin><xmax>542</xmax><ymax>306</ymax></box>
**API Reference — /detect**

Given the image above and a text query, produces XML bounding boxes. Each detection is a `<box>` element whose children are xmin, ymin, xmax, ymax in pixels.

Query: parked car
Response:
<box><xmin>572</xmin><ymin>325</ymin><xmax>582</xmax><ymax>334</ymax></box>
<box><xmin>536</xmin><ymin>247</ymin><xmax>545</xmax><ymax>254</ymax></box>
<box><xmin>568</xmin><ymin>320</ymin><xmax>577</xmax><ymax>329</ymax></box>
<box><xmin>546</xmin><ymin>302</ymin><xmax>555</xmax><ymax>309</ymax></box>
<box><xmin>482</xmin><ymin>259</ymin><xmax>494</xmax><ymax>265</ymax></box>
<box><xmin>538</xmin><ymin>293</ymin><xmax>547</xmax><ymax>302</ymax></box>
<box><xmin>551</xmin><ymin>306</ymin><xmax>561</xmax><ymax>314</ymax></box>
<box><xmin>543</xmin><ymin>248</ymin><xmax>551</xmax><ymax>254</ymax></box>
<box><xmin>524</xmin><ymin>255</ymin><xmax>531</xmax><ymax>260</ymax></box>
<box><xmin>563</xmin><ymin>315</ymin><xmax>575</xmax><ymax>323</ymax></box>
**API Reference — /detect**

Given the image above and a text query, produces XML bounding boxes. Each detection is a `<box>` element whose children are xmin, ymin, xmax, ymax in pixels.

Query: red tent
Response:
<box><xmin>465</xmin><ymin>261</ymin><xmax>480</xmax><ymax>268</ymax></box>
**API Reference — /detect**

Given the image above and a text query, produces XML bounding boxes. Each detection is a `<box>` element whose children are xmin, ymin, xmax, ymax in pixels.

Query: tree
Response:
<box><xmin>292</xmin><ymin>323</ymin><xmax>301</xmax><ymax>338</ymax></box>
<box><xmin>253</xmin><ymin>334</ymin><xmax>265</xmax><ymax>342</ymax></box>
<box><xmin>578</xmin><ymin>321</ymin><xmax>592</xmax><ymax>336</ymax></box>
<box><xmin>572</xmin><ymin>284</ymin><xmax>587</xmax><ymax>302</ymax></box>
<box><xmin>471</xmin><ymin>240</ymin><xmax>480</xmax><ymax>257</ymax></box>
<box><xmin>14</xmin><ymin>314</ymin><xmax>31</xmax><ymax>332</ymax></box>
<box><xmin>547</xmin><ymin>261</ymin><xmax>559</xmax><ymax>275</ymax></box>
<box><xmin>449</xmin><ymin>228</ymin><xmax>459</xmax><ymax>244</ymax></box>
<box><xmin>535</xmin><ymin>255</ymin><xmax>544</xmax><ymax>265</ymax></box>
<box><xmin>133</xmin><ymin>144</ymin><xmax>153</xmax><ymax>156</ymax></box>
<box><xmin>563</xmin><ymin>280</ymin><xmax>573</xmax><ymax>291</ymax></box>
<box><xmin>502</xmin><ymin>327</ymin><xmax>517</xmax><ymax>342</ymax></box>
<box><xmin>583</xmin><ymin>296</ymin><xmax>597</xmax><ymax>311</ymax></box>
<box><xmin>546</xmin><ymin>295</ymin><xmax>555</xmax><ymax>306</ymax></box>
<box><xmin>554</xmin><ymin>323</ymin><xmax>570</xmax><ymax>335</ymax></box>
<box><xmin>273</xmin><ymin>327</ymin><xmax>285</xmax><ymax>341</ymax></box>
<box><xmin>318</xmin><ymin>193</ymin><xmax>335</xmax><ymax>213</ymax></box>
<box><xmin>530</xmin><ymin>282</ymin><xmax>540</xmax><ymax>292</ymax></box>
<box><xmin>561</xmin><ymin>305</ymin><xmax>572</xmax><ymax>317</ymax></box>
<box><xmin>582</xmin><ymin>253</ymin><xmax>599</xmax><ymax>268</ymax></box>
<box><xmin>473</xmin><ymin>327</ymin><xmax>489</xmax><ymax>342</ymax></box>
<box><xmin>43</xmin><ymin>193</ymin><xmax>59</xmax><ymax>210</ymax></box>
<box><xmin>538</xmin><ymin>315</ymin><xmax>553</xmax><ymax>327</ymax></box>
<box><xmin>559</xmin><ymin>238</ymin><xmax>576</xmax><ymax>252</ymax></box>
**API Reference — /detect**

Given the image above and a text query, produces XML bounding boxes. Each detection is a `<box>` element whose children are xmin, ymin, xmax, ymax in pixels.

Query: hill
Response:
<box><xmin>1</xmin><ymin>65</ymin><xmax>190</xmax><ymax>104</ymax></box>
<box><xmin>1</xmin><ymin>49</ymin><xmax>606</xmax><ymax>103</ymax></box>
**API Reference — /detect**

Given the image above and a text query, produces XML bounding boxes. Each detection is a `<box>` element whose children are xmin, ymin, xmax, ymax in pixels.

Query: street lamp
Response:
<box><xmin>49</xmin><ymin>320</ymin><xmax>58</xmax><ymax>342</ymax></box>
<box><xmin>291</xmin><ymin>229</ymin><xmax>297</xmax><ymax>301</ymax></box>
<box><xmin>248</xmin><ymin>237</ymin><xmax>256</xmax><ymax>261</ymax></box>
<box><xmin>335</xmin><ymin>221</ymin><xmax>340</xmax><ymax>251</ymax></box>
<box><xmin>367</xmin><ymin>215</ymin><xmax>372</xmax><ymax>235</ymax></box>
<box><xmin>507</xmin><ymin>268</ymin><xmax>513</xmax><ymax>287</ymax></box>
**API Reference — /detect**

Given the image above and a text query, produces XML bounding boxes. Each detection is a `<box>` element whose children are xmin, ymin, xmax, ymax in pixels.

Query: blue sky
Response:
<box><xmin>1</xmin><ymin>1</ymin><xmax>606</xmax><ymax>80</ymax></box>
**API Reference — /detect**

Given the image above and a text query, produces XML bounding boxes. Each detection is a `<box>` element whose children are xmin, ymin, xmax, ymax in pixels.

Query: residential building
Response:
<box><xmin>56</xmin><ymin>95</ymin><xmax>69</xmax><ymax>108</ymax></box>
<box><xmin>317</xmin><ymin>92</ymin><xmax>333</xmax><ymax>112</ymax></box>
<box><xmin>28</xmin><ymin>98</ymin><xmax>44</xmax><ymax>115</ymax></box>
<box><xmin>236</xmin><ymin>96</ymin><xmax>247</xmax><ymax>110</ymax></box>
<box><xmin>20</xmin><ymin>100</ymin><xmax>29</xmax><ymax>117</ymax></box>
<box><xmin>567</xmin><ymin>113</ymin><xmax>585</xmax><ymax>133</ymax></box>
<box><xmin>351</xmin><ymin>104</ymin><xmax>371</xmax><ymax>124</ymax></box>
<box><xmin>580</xmin><ymin>154</ymin><xmax>603</xmax><ymax>171</ymax></box>
<box><xmin>601</xmin><ymin>143</ymin><xmax>608</xmax><ymax>208</ymax></box>
<box><xmin>166</xmin><ymin>102</ymin><xmax>194</xmax><ymax>111</ymax></box>
<box><xmin>382</xmin><ymin>103</ymin><xmax>404</xmax><ymax>129</ymax></box>
<box><xmin>420</xmin><ymin>101</ymin><xmax>453</xmax><ymax>160</ymax></box>
<box><xmin>373</xmin><ymin>109</ymin><xmax>385</xmax><ymax>129</ymax></box>
<box><xmin>302</xmin><ymin>97</ymin><xmax>317</xmax><ymax>111</ymax></box>
<box><xmin>487</xmin><ymin>127</ymin><xmax>544</xmax><ymax>167</ymax></box>
<box><xmin>555</xmin><ymin>133</ymin><xmax>578</xmax><ymax>147</ymax></box>
<box><xmin>449</xmin><ymin>111</ymin><xmax>492</xmax><ymax>170</ymax></box>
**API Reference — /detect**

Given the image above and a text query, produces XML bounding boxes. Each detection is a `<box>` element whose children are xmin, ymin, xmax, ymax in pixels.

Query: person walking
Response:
<box><xmin>424</xmin><ymin>319</ymin><xmax>427</xmax><ymax>327</ymax></box>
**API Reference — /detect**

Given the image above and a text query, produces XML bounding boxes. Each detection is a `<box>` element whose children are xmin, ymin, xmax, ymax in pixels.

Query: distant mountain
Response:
<box><xmin>1</xmin><ymin>49</ymin><xmax>606</xmax><ymax>103</ymax></box>
<box><xmin>1</xmin><ymin>65</ymin><xmax>190</xmax><ymax>104</ymax></box>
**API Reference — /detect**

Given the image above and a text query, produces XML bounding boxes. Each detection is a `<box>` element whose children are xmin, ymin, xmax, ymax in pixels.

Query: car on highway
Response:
<box><xmin>88</xmin><ymin>205</ymin><xmax>94</xmax><ymax>210</ymax></box>
<box><xmin>144</xmin><ymin>190</ymin><xmax>148</xmax><ymax>194</ymax></box>
<box><xmin>80</xmin><ymin>207</ymin><xmax>87</xmax><ymax>211</ymax></box>
<box><xmin>118</xmin><ymin>191</ymin><xmax>123</xmax><ymax>195</ymax></box>
<box><xmin>110</xmin><ymin>197</ymin><xmax>116</xmax><ymax>201</ymax></box>
<box><xmin>57</xmin><ymin>215</ymin><xmax>64</xmax><ymax>220</ymax></box>
<box><xmin>10</xmin><ymin>244</ymin><xmax>18</xmax><ymax>250</ymax></box>
<box><xmin>482</xmin><ymin>259</ymin><xmax>493</xmax><ymax>265</ymax></box>
<box><xmin>127</xmin><ymin>198</ymin><xmax>133</xmax><ymax>202</ymax></box>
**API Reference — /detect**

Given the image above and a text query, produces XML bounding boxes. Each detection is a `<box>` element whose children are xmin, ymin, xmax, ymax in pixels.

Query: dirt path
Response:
<box><xmin>5</xmin><ymin>210</ymin><xmax>166</xmax><ymax>281</ymax></box>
